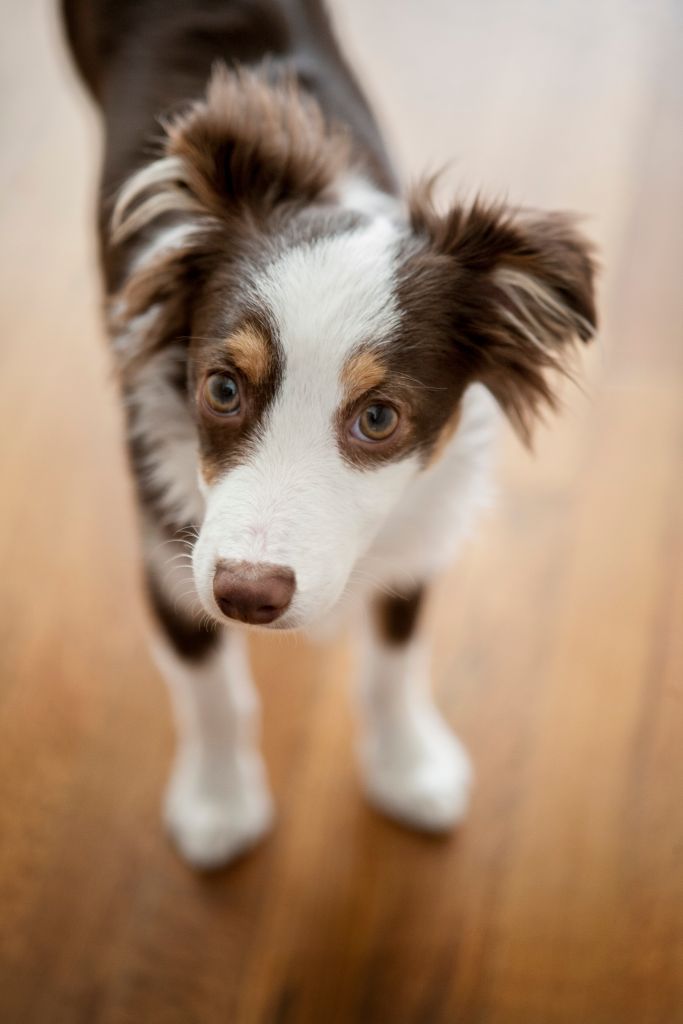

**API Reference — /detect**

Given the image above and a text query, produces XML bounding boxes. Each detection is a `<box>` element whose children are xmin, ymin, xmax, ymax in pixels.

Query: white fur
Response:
<box><xmin>254</xmin><ymin>215</ymin><xmax>402</xmax><ymax>345</ymax></box>
<box><xmin>193</xmin><ymin>217</ymin><xmax>428</xmax><ymax>627</ymax></box>
<box><xmin>113</xmin><ymin>225</ymin><xmax>207</xmax><ymax>529</ymax></box>
<box><xmin>356</xmin><ymin>618</ymin><xmax>472</xmax><ymax>830</ymax></box>
<box><xmin>143</xmin><ymin>516</ymin><xmax>203</xmax><ymax>622</ymax></box>
<box><xmin>111</xmin><ymin>155</ymin><xmax>204</xmax><ymax>244</ymax></box>
<box><xmin>356</xmin><ymin>384</ymin><xmax>498</xmax><ymax>589</ymax></box>
<box><xmin>119</xmin><ymin>207</ymin><xmax>499</xmax><ymax>619</ymax></box>
<box><xmin>494</xmin><ymin>266</ymin><xmax>594</xmax><ymax>345</ymax></box>
<box><xmin>120</xmin><ymin>206</ymin><xmax>501</xmax><ymax>865</ymax></box>
<box><xmin>131</xmin><ymin>221</ymin><xmax>202</xmax><ymax>270</ymax></box>
<box><xmin>337</xmin><ymin>174</ymin><xmax>404</xmax><ymax>220</ymax></box>
<box><xmin>152</xmin><ymin>629</ymin><xmax>274</xmax><ymax>868</ymax></box>
<box><xmin>180</xmin><ymin>223</ymin><xmax>496</xmax><ymax>849</ymax></box>
<box><xmin>125</xmin><ymin>344</ymin><xmax>205</xmax><ymax>529</ymax></box>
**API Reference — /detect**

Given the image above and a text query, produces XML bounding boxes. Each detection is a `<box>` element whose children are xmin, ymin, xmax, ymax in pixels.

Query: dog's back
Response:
<box><xmin>62</xmin><ymin>0</ymin><xmax>395</xmax><ymax>205</ymax></box>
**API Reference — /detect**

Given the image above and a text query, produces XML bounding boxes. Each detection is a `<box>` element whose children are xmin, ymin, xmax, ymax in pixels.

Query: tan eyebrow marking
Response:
<box><xmin>226</xmin><ymin>325</ymin><xmax>271</xmax><ymax>383</ymax></box>
<box><xmin>341</xmin><ymin>348</ymin><xmax>386</xmax><ymax>405</ymax></box>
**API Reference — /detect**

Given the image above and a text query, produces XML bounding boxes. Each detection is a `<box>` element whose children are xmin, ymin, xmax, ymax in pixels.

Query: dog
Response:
<box><xmin>62</xmin><ymin>0</ymin><xmax>597</xmax><ymax>868</ymax></box>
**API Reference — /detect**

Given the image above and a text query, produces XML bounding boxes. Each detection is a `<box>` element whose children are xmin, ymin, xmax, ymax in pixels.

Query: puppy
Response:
<box><xmin>62</xmin><ymin>0</ymin><xmax>596</xmax><ymax>867</ymax></box>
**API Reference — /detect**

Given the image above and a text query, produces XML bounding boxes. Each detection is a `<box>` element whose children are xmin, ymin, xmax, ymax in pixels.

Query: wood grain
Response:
<box><xmin>0</xmin><ymin>1</ymin><xmax>681</xmax><ymax>1021</ymax></box>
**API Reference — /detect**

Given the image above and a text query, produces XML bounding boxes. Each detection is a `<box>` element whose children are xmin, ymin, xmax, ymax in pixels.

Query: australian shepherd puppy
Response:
<box><xmin>62</xmin><ymin>0</ymin><xmax>596</xmax><ymax>868</ymax></box>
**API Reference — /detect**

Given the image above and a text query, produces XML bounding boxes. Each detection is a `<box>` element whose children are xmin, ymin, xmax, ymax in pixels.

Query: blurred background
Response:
<box><xmin>0</xmin><ymin>1</ymin><xmax>681</xmax><ymax>1021</ymax></box>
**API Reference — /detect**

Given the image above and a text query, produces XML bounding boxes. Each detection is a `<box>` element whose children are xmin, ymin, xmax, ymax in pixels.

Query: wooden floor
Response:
<box><xmin>1</xmin><ymin>1</ymin><xmax>682</xmax><ymax>1021</ymax></box>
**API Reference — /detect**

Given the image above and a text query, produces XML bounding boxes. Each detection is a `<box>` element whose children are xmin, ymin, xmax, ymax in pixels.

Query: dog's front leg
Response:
<box><xmin>146</xmin><ymin>550</ymin><xmax>273</xmax><ymax>868</ymax></box>
<box><xmin>356</xmin><ymin>587</ymin><xmax>472</xmax><ymax>832</ymax></box>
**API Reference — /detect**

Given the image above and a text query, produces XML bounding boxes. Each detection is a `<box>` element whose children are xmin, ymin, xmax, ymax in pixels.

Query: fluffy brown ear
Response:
<box><xmin>109</xmin><ymin>64</ymin><xmax>352</xmax><ymax>376</ymax></box>
<box><xmin>409</xmin><ymin>190</ymin><xmax>598</xmax><ymax>443</ymax></box>
<box><xmin>108</xmin><ymin>242</ymin><xmax>202</xmax><ymax>377</ymax></box>
<box><xmin>111</xmin><ymin>63</ymin><xmax>351</xmax><ymax>243</ymax></box>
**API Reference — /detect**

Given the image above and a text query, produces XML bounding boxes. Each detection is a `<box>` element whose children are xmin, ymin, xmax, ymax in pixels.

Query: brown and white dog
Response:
<box><xmin>62</xmin><ymin>0</ymin><xmax>596</xmax><ymax>867</ymax></box>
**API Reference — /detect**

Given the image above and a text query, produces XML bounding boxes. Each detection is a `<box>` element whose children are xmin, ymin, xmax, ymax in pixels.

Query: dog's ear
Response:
<box><xmin>111</xmin><ymin>64</ymin><xmax>351</xmax><ymax>242</ymax></box>
<box><xmin>108</xmin><ymin>241</ymin><xmax>201</xmax><ymax>377</ymax></box>
<box><xmin>109</xmin><ymin>64</ymin><xmax>352</xmax><ymax>375</ymax></box>
<box><xmin>409</xmin><ymin>191</ymin><xmax>598</xmax><ymax>443</ymax></box>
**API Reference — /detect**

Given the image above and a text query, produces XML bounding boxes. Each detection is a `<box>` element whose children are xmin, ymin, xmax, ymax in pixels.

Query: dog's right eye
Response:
<box><xmin>203</xmin><ymin>373</ymin><xmax>241</xmax><ymax>416</ymax></box>
<box><xmin>351</xmin><ymin>402</ymin><xmax>399</xmax><ymax>443</ymax></box>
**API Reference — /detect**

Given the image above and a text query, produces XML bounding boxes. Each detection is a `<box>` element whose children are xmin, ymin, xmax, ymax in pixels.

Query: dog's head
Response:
<box><xmin>111</xmin><ymin>66</ymin><xmax>596</xmax><ymax>630</ymax></box>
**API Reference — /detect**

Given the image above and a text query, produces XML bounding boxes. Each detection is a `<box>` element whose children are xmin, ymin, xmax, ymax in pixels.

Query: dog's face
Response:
<box><xmin>190</xmin><ymin>216</ymin><xmax>427</xmax><ymax>628</ymax></box>
<box><xmin>112</xmin><ymin>67</ymin><xmax>596</xmax><ymax>630</ymax></box>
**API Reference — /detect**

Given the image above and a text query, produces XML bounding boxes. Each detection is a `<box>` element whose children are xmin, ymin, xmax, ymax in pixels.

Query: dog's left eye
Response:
<box><xmin>203</xmin><ymin>373</ymin><xmax>241</xmax><ymax>415</ymax></box>
<box><xmin>351</xmin><ymin>403</ymin><xmax>399</xmax><ymax>442</ymax></box>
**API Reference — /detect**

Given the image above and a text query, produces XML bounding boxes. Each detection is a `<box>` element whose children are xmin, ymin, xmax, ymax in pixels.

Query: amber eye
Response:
<box><xmin>203</xmin><ymin>372</ymin><xmax>241</xmax><ymax>416</ymax></box>
<box><xmin>352</xmin><ymin>403</ymin><xmax>399</xmax><ymax>442</ymax></box>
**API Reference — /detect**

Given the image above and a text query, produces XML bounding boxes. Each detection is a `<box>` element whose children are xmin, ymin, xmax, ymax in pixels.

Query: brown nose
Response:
<box><xmin>213</xmin><ymin>561</ymin><xmax>296</xmax><ymax>625</ymax></box>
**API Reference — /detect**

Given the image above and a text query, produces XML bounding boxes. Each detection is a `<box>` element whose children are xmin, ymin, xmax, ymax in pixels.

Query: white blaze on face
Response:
<box><xmin>193</xmin><ymin>218</ymin><xmax>421</xmax><ymax>628</ymax></box>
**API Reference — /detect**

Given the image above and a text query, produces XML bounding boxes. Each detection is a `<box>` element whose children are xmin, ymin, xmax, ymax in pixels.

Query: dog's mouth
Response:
<box><xmin>217</xmin><ymin>614</ymin><xmax>298</xmax><ymax>633</ymax></box>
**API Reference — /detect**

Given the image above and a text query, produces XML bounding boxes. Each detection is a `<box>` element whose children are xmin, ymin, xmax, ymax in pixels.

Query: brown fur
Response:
<box><xmin>109</xmin><ymin>64</ymin><xmax>355</xmax><ymax>249</ymax></box>
<box><xmin>226</xmin><ymin>324</ymin><xmax>272</xmax><ymax>385</ymax></box>
<box><xmin>63</xmin><ymin>0</ymin><xmax>597</xmax><ymax>667</ymax></box>
<box><xmin>199</xmin><ymin>453</ymin><xmax>221</xmax><ymax>487</ymax></box>
<box><xmin>427</xmin><ymin>405</ymin><xmax>463</xmax><ymax>467</ymax></box>
<box><xmin>109</xmin><ymin>243</ymin><xmax>205</xmax><ymax>380</ymax></box>
<box><xmin>341</xmin><ymin>348</ymin><xmax>386</xmax><ymax>406</ymax></box>
<box><xmin>375</xmin><ymin>587</ymin><xmax>424</xmax><ymax>645</ymax></box>
<box><xmin>146</xmin><ymin>571</ymin><xmax>218</xmax><ymax>660</ymax></box>
<box><xmin>107</xmin><ymin>64</ymin><xmax>363</xmax><ymax>384</ymax></box>
<box><xmin>403</xmin><ymin>185</ymin><xmax>598</xmax><ymax>445</ymax></box>
<box><xmin>193</xmin><ymin>312</ymin><xmax>284</xmax><ymax>485</ymax></box>
<box><xmin>165</xmin><ymin>64</ymin><xmax>353</xmax><ymax>220</ymax></box>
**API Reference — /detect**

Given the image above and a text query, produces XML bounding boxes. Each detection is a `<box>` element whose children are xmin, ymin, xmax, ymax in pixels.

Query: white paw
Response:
<box><xmin>359</xmin><ymin>706</ymin><xmax>472</xmax><ymax>833</ymax></box>
<box><xmin>164</xmin><ymin>755</ymin><xmax>274</xmax><ymax>869</ymax></box>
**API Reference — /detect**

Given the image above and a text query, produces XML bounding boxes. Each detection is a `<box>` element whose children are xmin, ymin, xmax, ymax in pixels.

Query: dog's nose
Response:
<box><xmin>213</xmin><ymin>561</ymin><xmax>296</xmax><ymax>625</ymax></box>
